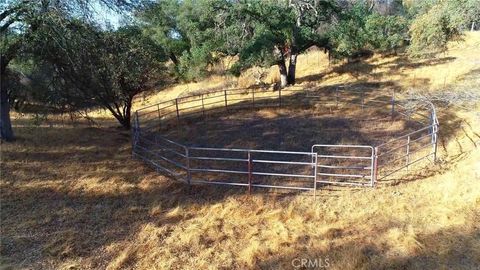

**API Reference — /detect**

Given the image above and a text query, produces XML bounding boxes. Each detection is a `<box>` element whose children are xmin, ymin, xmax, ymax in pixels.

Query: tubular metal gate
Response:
<box><xmin>312</xmin><ymin>145</ymin><xmax>376</xmax><ymax>187</ymax></box>
<box><xmin>132</xmin><ymin>86</ymin><xmax>439</xmax><ymax>196</ymax></box>
<box><xmin>188</xmin><ymin>147</ymin><xmax>317</xmax><ymax>193</ymax></box>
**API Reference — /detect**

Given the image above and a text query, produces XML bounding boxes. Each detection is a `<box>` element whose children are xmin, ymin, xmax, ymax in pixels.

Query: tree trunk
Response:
<box><xmin>287</xmin><ymin>52</ymin><xmax>297</xmax><ymax>85</ymax></box>
<box><xmin>105</xmin><ymin>99</ymin><xmax>132</xmax><ymax>130</ymax></box>
<box><xmin>0</xmin><ymin>55</ymin><xmax>14</xmax><ymax>142</ymax></box>
<box><xmin>169</xmin><ymin>52</ymin><xmax>178</xmax><ymax>65</ymax></box>
<box><xmin>278</xmin><ymin>60</ymin><xmax>288</xmax><ymax>88</ymax></box>
<box><xmin>287</xmin><ymin>13</ymin><xmax>301</xmax><ymax>86</ymax></box>
<box><xmin>274</xmin><ymin>45</ymin><xmax>288</xmax><ymax>88</ymax></box>
<box><xmin>108</xmin><ymin>106</ymin><xmax>131</xmax><ymax>130</ymax></box>
<box><xmin>119</xmin><ymin>115</ymin><xmax>131</xmax><ymax>130</ymax></box>
<box><xmin>122</xmin><ymin>101</ymin><xmax>132</xmax><ymax>130</ymax></box>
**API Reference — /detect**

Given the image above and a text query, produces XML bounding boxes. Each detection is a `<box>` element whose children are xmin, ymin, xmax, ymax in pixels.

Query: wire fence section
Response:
<box><xmin>132</xmin><ymin>86</ymin><xmax>439</xmax><ymax>195</ymax></box>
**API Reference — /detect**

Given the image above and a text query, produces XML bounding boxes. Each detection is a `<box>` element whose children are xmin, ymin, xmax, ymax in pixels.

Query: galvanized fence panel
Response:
<box><xmin>376</xmin><ymin>122</ymin><xmax>438</xmax><ymax>180</ymax></box>
<box><xmin>132</xmin><ymin>86</ymin><xmax>440</xmax><ymax>194</ymax></box>
<box><xmin>187</xmin><ymin>147</ymin><xmax>317</xmax><ymax>193</ymax></box>
<box><xmin>311</xmin><ymin>145</ymin><xmax>376</xmax><ymax>187</ymax></box>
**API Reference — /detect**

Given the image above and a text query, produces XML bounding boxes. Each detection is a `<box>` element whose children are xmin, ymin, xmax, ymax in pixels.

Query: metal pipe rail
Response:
<box><xmin>188</xmin><ymin>148</ymin><xmax>317</xmax><ymax>191</ymax></box>
<box><xmin>132</xmin><ymin>86</ymin><xmax>440</xmax><ymax>195</ymax></box>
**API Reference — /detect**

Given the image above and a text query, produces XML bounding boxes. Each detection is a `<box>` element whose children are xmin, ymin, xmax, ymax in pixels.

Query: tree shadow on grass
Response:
<box><xmin>375</xmin><ymin>104</ymin><xmax>467</xmax><ymax>185</ymax></box>
<box><xmin>257</xmin><ymin>222</ymin><xmax>479</xmax><ymax>269</ymax></box>
<box><xmin>1</xmin><ymin>138</ymin><xmax>252</xmax><ymax>269</ymax></box>
<box><xmin>1</xmin><ymin>121</ymin><xmax>373</xmax><ymax>268</ymax></box>
<box><xmin>380</xmin><ymin>56</ymin><xmax>456</xmax><ymax>70</ymax></box>
<box><xmin>1</xmin><ymin>78</ymin><xmax>471</xmax><ymax>268</ymax></box>
<box><xmin>295</xmin><ymin>55</ymin><xmax>456</xmax><ymax>86</ymax></box>
<box><xmin>1</xmin><ymin>124</ymin><xmax>254</xmax><ymax>268</ymax></box>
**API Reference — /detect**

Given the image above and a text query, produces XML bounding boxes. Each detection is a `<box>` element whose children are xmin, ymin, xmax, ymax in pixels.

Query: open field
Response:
<box><xmin>1</xmin><ymin>33</ymin><xmax>480</xmax><ymax>269</ymax></box>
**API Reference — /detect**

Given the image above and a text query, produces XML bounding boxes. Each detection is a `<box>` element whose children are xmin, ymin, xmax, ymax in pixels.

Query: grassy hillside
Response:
<box><xmin>1</xmin><ymin>33</ymin><xmax>479</xmax><ymax>269</ymax></box>
<box><xmin>132</xmin><ymin>32</ymin><xmax>480</xmax><ymax>110</ymax></box>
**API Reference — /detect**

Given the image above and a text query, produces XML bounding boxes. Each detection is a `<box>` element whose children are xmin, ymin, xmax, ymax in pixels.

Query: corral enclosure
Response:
<box><xmin>164</xmin><ymin>104</ymin><xmax>414</xmax><ymax>149</ymax></box>
<box><xmin>1</xmin><ymin>30</ymin><xmax>478</xmax><ymax>270</ymax></box>
<box><xmin>133</xmin><ymin>87</ymin><xmax>439</xmax><ymax>193</ymax></box>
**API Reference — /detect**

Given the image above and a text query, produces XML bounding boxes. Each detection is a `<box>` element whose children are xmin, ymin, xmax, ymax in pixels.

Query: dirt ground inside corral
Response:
<box><xmin>162</xmin><ymin>105</ymin><xmax>421</xmax><ymax>150</ymax></box>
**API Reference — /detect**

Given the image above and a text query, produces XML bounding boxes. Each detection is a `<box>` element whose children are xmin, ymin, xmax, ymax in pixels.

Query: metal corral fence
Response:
<box><xmin>132</xmin><ymin>86</ymin><xmax>439</xmax><ymax>197</ymax></box>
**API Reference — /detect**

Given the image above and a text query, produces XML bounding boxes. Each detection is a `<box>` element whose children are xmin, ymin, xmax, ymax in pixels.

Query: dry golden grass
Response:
<box><xmin>131</xmin><ymin>32</ymin><xmax>480</xmax><ymax>113</ymax></box>
<box><xmin>2</xmin><ymin>33</ymin><xmax>480</xmax><ymax>269</ymax></box>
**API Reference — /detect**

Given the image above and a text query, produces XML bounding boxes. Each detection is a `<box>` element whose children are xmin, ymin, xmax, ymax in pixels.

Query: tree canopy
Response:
<box><xmin>1</xmin><ymin>0</ymin><xmax>148</xmax><ymax>137</ymax></box>
<box><xmin>1</xmin><ymin>0</ymin><xmax>478</xmax><ymax>141</ymax></box>
<box><xmin>407</xmin><ymin>0</ymin><xmax>480</xmax><ymax>57</ymax></box>
<box><xmin>30</xmin><ymin>14</ymin><xmax>165</xmax><ymax>128</ymax></box>
<box><xmin>328</xmin><ymin>2</ymin><xmax>408</xmax><ymax>59</ymax></box>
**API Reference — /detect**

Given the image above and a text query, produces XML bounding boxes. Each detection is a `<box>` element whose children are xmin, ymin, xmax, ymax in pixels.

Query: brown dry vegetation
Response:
<box><xmin>160</xmin><ymin>102</ymin><xmax>417</xmax><ymax>149</ymax></box>
<box><xmin>1</xmin><ymin>33</ymin><xmax>480</xmax><ymax>269</ymax></box>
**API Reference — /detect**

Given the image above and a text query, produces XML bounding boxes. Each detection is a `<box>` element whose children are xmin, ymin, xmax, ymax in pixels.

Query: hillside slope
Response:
<box><xmin>132</xmin><ymin>32</ymin><xmax>480</xmax><ymax>110</ymax></box>
<box><xmin>1</xmin><ymin>33</ymin><xmax>479</xmax><ymax>269</ymax></box>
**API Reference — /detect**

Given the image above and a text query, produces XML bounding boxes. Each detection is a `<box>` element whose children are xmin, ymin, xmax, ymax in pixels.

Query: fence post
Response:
<box><xmin>135</xmin><ymin>111</ymin><xmax>140</xmax><ymax>130</ymax></box>
<box><xmin>185</xmin><ymin>147</ymin><xmax>191</xmax><ymax>186</ymax></box>
<box><xmin>157</xmin><ymin>104</ymin><xmax>161</xmax><ymax>120</ymax></box>
<box><xmin>431</xmin><ymin>112</ymin><xmax>438</xmax><ymax>162</ymax></box>
<box><xmin>247</xmin><ymin>151</ymin><xmax>252</xmax><ymax>194</ymax></box>
<box><xmin>224</xmin><ymin>90</ymin><xmax>228</xmax><ymax>111</ymax></box>
<box><xmin>175</xmin><ymin>98</ymin><xmax>180</xmax><ymax>122</ymax></box>
<box><xmin>132</xmin><ymin>111</ymin><xmax>140</xmax><ymax>157</ymax></box>
<box><xmin>406</xmin><ymin>136</ymin><xmax>410</xmax><ymax>171</ymax></box>
<box><xmin>313</xmin><ymin>153</ymin><xmax>318</xmax><ymax>199</ymax></box>
<box><xmin>372</xmin><ymin>147</ymin><xmax>379</xmax><ymax>186</ymax></box>
<box><xmin>369</xmin><ymin>147</ymin><xmax>374</xmax><ymax>187</ymax></box>
<box><xmin>391</xmin><ymin>89</ymin><xmax>395</xmax><ymax>119</ymax></box>
<box><xmin>433</xmin><ymin>125</ymin><xmax>438</xmax><ymax>162</ymax></box>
